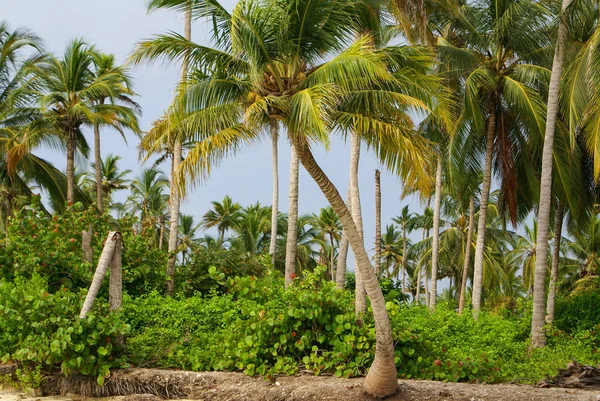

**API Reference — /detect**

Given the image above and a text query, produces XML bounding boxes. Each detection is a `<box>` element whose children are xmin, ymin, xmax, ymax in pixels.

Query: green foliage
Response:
<box><xmin>554</xmin><ymin>290</ymin><xmax>600</xmax><ymax>333</ymax></box>
<box><xmin>0</xmin><ymin>205</ymin><xmax>166</xmax><ymax>295</ymax></box>
<box><xmin>0</xmin><ymin>276</ymin><xmax>130</xmax><ymax>385</ymax></box>
<box><xmin>175</xmin><ymin>247</ymin><xmax>265</xmax><ymax>296</ymax></box>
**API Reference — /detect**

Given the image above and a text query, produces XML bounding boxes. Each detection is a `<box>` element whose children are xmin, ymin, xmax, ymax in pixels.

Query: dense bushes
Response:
<box><xmin>554</xmin><ymin>290</ymin><xmax>600</xmax><ymax>333</ymax></box>
<box><xmin>0</xmin><ymin>204</ymin><xmax>166</xmax><ymax>295</ymax></box>
<box><xmin>0</xmin><ymin>276</ymin><xmax>130</xmax><ymax>385</ymax></box>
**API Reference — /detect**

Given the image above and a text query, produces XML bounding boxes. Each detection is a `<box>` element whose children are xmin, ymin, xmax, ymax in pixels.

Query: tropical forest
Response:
<box><xmin>1</xmin><ymin>0</ymin><xmax>600</xmax><ymax>399</ymax></box>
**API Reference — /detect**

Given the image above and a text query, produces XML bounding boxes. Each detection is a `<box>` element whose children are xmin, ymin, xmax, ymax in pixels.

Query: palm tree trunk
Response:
<box><xmin>82</xmin><ymin>228</ymin><xmax>93</xmax><ymax>264</ymax></box>
<box><xmin>375</xmin><ymin>169</ymin><xmax>381</xmax><ymax>276</ymax></box>
<box><xmin>269</xmin><ymin>119</ymin><xmax>279</xmax><ymax>267</ymax></box>
<box><xmin>336</xmin><ymin>186</ymin><xmax>352</xmax><ymax>289</ymax></box>
<box><xmin>66</xmin><ymin>131</ymin><xmax>76</xmax><ymax>205</ymax></box>
<box><xmin>159</xmin><ymin>216</ymin><xmax>165</xmax><ymax>249</ymax></box>
<box><xmin>429</xmin><ymin>156</ymin><xmax>443</xmax><ymax>309</ymax></box>
<box><xmin>350</xmin><ymin>131</ymin><xmax>367</xmax><ymax>316</ymax></box>
<box><xmin>94</xmin><ymin>123</ymin><xmax>103</xmax><ymax>212</ymax></box>
<box><xmin>80</xmin><ymin>231</ymin><xmax>119</xmax><ymax>318</ymax></box>
<box><xmin>109</xmin><ymin>234</ymin><xmax>123</xmax><ymax>311</ymax></box>
<box><xmin>546</xmin><ymin>204</ymin><xmax>563</xmax><ymax>325</ymax></box>
<box><xmin>414</xmin><ymin>228</ymin><xmax>425</xmax><ymax>304</ymax></box>
<box><xmin>472</xmin><ymin>113</ymin><xmax>497</xmax><ymax>317</ymax></box>
<box><xmin>165</xmin><ymin>5</ymin><xmax>191</xmax><ymax>296</ymax></box>
<box><xmin>458</xmin><ymin>197</ymin><xmax>475</xmax><ymax>313</ymax></box>
<box><xmin>329</xmin><ymin>232</ymin><xmax>336</xmax><ymax>280</ymax></box>
<box><xmin>531</xmin><ymin>0</ymin><xmax>570</xmax><ymax>348</ymax></box>
<box><xmin>402</xmin><ymin>225</ymin><xmax>407</xmax><ymax>293</ymax></box>
<box><xmin>294</xmin><ymin>138</ymin><xmax>397</xmax><ymax>397</ymax></box>
<box><xmin>284</xmin><ymin>144</ymin><xmax>300</xmax><ymax>288</ymax></box>
<box><xmin>424</xmin><ymin>263</ymin><xmax>429</xmax><ymax>307</ymax></box>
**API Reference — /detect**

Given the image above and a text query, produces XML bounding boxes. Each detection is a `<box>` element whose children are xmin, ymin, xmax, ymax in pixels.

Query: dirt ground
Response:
<box><xmin>7</xmin><ymin>368</ymin><xmax>597</xmax><ymax>401</ymax></box>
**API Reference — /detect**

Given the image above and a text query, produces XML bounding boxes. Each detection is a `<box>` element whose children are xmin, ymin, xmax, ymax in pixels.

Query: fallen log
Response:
<box><xmin>539</xmin><ymin>361</ymin><xmax>600</xmax><ymax>388</ymax></box>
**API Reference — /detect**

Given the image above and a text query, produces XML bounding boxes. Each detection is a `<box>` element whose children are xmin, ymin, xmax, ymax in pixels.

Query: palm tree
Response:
<box><xmin>127</xmin><ymin>168</ymin><xmax>169</xmax><ymax>244</ymax></box>
<box><xmin>131</xmin><ymin>0</ymin><xmax>444</xmax><ymax>394</ymax></box>
<box><xmin>178</xmin><ymin>214</ymin><xmax>201</xmax><ymax>265</ymax></box>
<box><xmin>143</xmin><ymin>0</ymin><xmax>194</xmax><ymax>296</ymax></box>
<box><xmin>201</xmin><ymin>195</ymin><xmax>241</xmax><ymax>242</ymax></box>
<box><xmin>231</xmin><ymin>203</ymin><xmax>272</xmax><ymax>255</ymax></box>
<box><xmin>0</xmin><ymin>23</ymin><xmax>75</xmax><ymax>226</ymax></box>
<box><xmin>90</xmin><ymin>53</ymin><xmax>140</xmax><ymax>212</ymax></box>
<box><xmin>380</xmin><ymin>224</ymin><xmax>404</xmax><ymax>279</ymax></box>
<box><xmin>311</xmin><ymin>206</ymin><xmax>342</xmax><ymax>279</ymax></box>
<box><xmin>393</xmin><ymin>205</ymin><xmax>414</xmax><ymax>293</ymax></box>
<box><xmin>436</xmin><ymin>0</ymin><xmax>551</xmax><ymax>316</ymax></box>
<box><xmin>89</xmin><ymin>154</ymin><xmax>132</xmax><ymax>208</ymax></box>
<box><xmin>28</xmin><ymin>40</ymin><xmax>139</xmax><ymax>205</ymax></box>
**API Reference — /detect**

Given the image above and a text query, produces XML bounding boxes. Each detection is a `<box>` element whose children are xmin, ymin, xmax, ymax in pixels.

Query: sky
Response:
<box><xmin>4</xmin><ymin>1</ymin><xmax>433</xmax><ymax>271</ymax></box>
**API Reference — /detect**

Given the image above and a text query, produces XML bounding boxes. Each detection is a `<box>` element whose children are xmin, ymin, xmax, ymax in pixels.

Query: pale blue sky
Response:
<box><xmin>5</xmin><ymin>1</ymin><xmax>429</xmax><ymax>258</ymax></box>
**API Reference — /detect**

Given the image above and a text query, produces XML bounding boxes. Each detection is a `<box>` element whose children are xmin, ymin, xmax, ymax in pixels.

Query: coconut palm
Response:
<box><xmin>380</xmin><ymin>224</ymin><xmax>404</xmax><ymax>279</ymax></box>
<box><xmin>90</xmin><ymin>53</ymin><xmax>140</xmax><ymax>212</ymax></box>
<box><xmin>26</xmin><ymin>40</ymin><xmax>139</xmax><ymax>205</ymax></box>
<box><xmin>392</xmin><ymin>206</ymin><xmax>414</xmax><ymax>292</ymax></box>
<box><xmin>87</xmin><ymin>154</ymin><xmax>132</xmax><ymax>208</ymax></box>
<box><xmin>436</xmin><ymin>0</ymin><xmax>551</xmax><ymax>316</ymax></box>
<box><xmin>201</xmin><ymin>195</ymin><xmax>242</xmax><ymax>242</ymax></box>
<box><xmin>231</xmin><ymin>203</ymin><xmax>272</xmax><ymax>255</ymax></box>
<box><xmin>127</xmin><ymin>167</ymin><xmax>169</xmax><ymax>244</ymax></box>
<box><xmin>311</xmin><ymin>206</ymin><xmax>342</xmax><ymax>279</ymax></box>
<box><xmin>178</xmin><ymin>213</ymin><xmax>201</xmax><ymax>265</ymax></box>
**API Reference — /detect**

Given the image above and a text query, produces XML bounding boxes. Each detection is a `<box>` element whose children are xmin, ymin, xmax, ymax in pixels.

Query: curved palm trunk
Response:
<box><xmin>165</xmin><ymin>6</ymin><xmax>191</xmax><ymax>296</ymax></box>
<box><xmin>546</xmin><ymin>204</ymin><xmax>563</xmax><ymax>325</ymax></box>
<box><xmin>458</xmin><ymin>197</ymin><xmax>475</xmax><ymax>313</ymax></box>
<box><xmin>336</xmin><ymin>186</ymin><xmax>352</xmax><ymax>289</ymax></box>
<box><xmin>284</xmin><ymin>144</ymin><xmax>300</xmax><ymax>288</ymax></box>
<box><xmin>472</xmin><ymin>113</ymin><xmax>496</xmax><ymax>317</ymax></box>
<box><xmin>66</xmin><ymin>131</ymin><xmax>76</xmax><ymax>205</ymax></box>
<box><xmin>350</xmin><ymin>131</ymin><xmax>367</xmax><ymax>315</ymax></box>
<box><xmin>269</xmin><ymin>119</ymin><xmax>279</xmax><ymax>268</ymax></box>
<box><xmin>94</xmin><ymin>123</ymin><xmax>104</xmax><ymax>212</ymax></box>
<box><xmin>429</xmin><ymin>156</ymin><xmax>443</xmax><ymax>309</ymax></box>
<box><xmin>295</xmin><ymin>138</ymin><xmax>397</xmax><ymax>397</ymax></box>
<box><xmin>375</xmin><ymin>169</ymin><xmax>381</xmax><ymax>276</ymax></box>
<box><xmin>531</xmin><ymin>0</ymin><xmax>570</xmax><ymax>348</ymax></box>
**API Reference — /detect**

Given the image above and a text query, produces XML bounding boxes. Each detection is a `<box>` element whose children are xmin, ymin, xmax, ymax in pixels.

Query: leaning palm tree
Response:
<box><xmin>27</xmin><ymin>40</ymin><xmax>139</xmax><ymax>205</ymax></box>
<box><xmin>131</xmin><ymin>0</ymin><xmax>445</xmax><ymax>395</ymax></box>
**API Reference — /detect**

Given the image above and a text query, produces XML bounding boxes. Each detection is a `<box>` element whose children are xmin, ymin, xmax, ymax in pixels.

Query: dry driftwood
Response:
<box><xmin>539</xmin><ymin>361</ymin><xmax>600</xmax><ymax>388</ymax></box>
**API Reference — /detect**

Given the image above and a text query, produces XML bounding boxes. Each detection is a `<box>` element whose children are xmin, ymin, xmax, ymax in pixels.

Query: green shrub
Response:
<box><xmin>554</xmin><ymin>291</ymin><xmax>600</xmax><ymax>333</ymax></box>
<box><xmin>0</xmin><ymin>276</ymin><xmax>130</xmax><ymax>385</ymax></box>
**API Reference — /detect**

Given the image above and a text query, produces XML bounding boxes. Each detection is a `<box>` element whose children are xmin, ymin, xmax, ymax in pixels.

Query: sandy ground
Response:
<box><xmin>3</xmin><ymin>368</ymin><xmax>600</xmax><ymax>401</ymax></box>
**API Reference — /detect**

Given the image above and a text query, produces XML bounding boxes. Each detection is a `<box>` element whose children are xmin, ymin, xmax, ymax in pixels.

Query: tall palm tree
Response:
<box><xmin>380</xmin><ymin>224</ymin><xmax>404</xmax><ymax>279</ymax></box>
<box><xmin>143</xmin><ymin>0</ymin><xmax>198</xmax><ymax>295</ymax></box>
<box><xmin>201</xmin><ymin>195</ymin><xmax>241</xmax><ymax>242</ymax></box>
<box><xmin>28</xmin><ymin>40</ymin><xmax>139</xmax><ymax>205</ymax></box>
<box><xmin>90</xmin><ymin>53</ymin><xmax>140</xmax><ymax>212</ymax></box>
<box><xmin>437</xmin><ymin>0</ymin><xmax>551</xmax><ymax>316</ymax></box>
<box><xmin>132</xmin><ymin>0</ymin><xmax>444</xmax><ymax>394</ymax></box>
